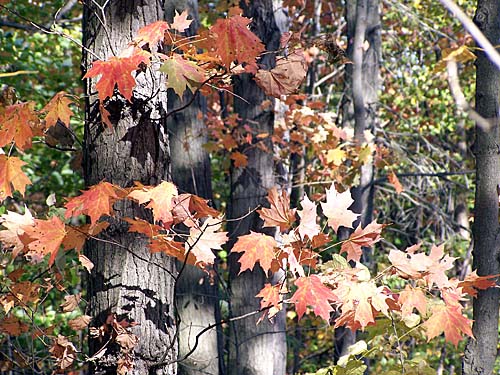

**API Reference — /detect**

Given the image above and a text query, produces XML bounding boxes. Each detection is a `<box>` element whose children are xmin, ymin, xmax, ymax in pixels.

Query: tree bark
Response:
<box><xmin>462</xmin><ymin>1</ymin><xmax>500</xmax><ymax>373</ymax></box>
<box><xmin>165</xmin><ymin>2</ymin><xmax>221</xmax><ymax>375</ymax></box>
<box><xmin>82</xmin><ymin>1</ymin><xmax>176</xmax><ymax>374</ymax></box>
<box><xmin>227</xmin><ymin>1</ymin><xmax>287</xmax><ymax>374</ymax></box>
<box><xmin>336</xmin><ymin>0</ymin><xmax>380</xmax><ymax>360</ymax></box>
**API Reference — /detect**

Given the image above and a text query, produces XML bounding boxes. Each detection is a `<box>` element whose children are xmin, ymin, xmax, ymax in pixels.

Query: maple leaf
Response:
<box><xmin>62</xmin><ymin>222</ymin><xmax>109</xmax><ymax>252</ymax></box>
<box><xmin>321</xmin><ymin>184</ymin><xmax>359</xmax><ymax>233</ymax></box>
<box><xmin>297</xmin><ymin>194</ymin><xmax>320</xmax><ymax>240</ymax></box>
<box><xmin>334</xmin><ymin>280</ymin><xmax>391</xmax><ymax>329</ymax></box>
<box><xmin>128</xmin><ymin>181</ymin><xmax>178</xmax><ymax>226</ymax></box>
<box><xmin>0</xmin><ymin>102</ymin><xmax>39</xmax><ymax>150</ymax></box>
<box><xmin>0</xmin><ymin>315</ymin><xmax>30</xmax><ymax>336</ymax></box>
<box><xmin>65</xmin><ymin>181</ymin><xmax>123</xmax><ymax>225</ymax></box>
<box><xmin>209</xmin><ymin>15</ymin><xmax>265</xmax><ymax>70</ymax></box>
<box><xmin>258</xmin><ymin>187</ymin><xmax>296</xmax><ymax>232</ymax></box>
<box><xmin>388</xmin><ymin>248</ymin><xmax>422</xmax><ymax>279</ymax></box>
<box><xmin>254</xmin><ymin>50</ymin><xmax>308</xmax><ymax>98</ymax></box>
<box><xmin>340</xmin><ymin>220</ymin><xmax>384</xmax><ymax>262</ymax></box>
<box><xmin>83</xmin><ymin>55</ymin><xmax>148</xmax><ymax>102</ymax></box>
<box><xmin>134</xmin><ymin>21</ymin><xmax>170</xmax><ymax>46</ymax></box>
<box><xmin>187</xmin><ymin>194</ymin><xmax>220</xmax><ymax>218</ymax></box>
<box><xmin>0</xmin><ymin>155</ymin><xmax>31</xmax><ymax>201</ymax></box>
<box><xmin>42</xmin><ymin>91</ymin><xmax>74</xmax><ymax>128</ymax></box>
<box><xmin>458</xmin><ymin>270</ymin><xmax>499</xmax><ymax>297</ymax></box>
<box><xmin>290</xmin><ymin>275</ymin><xmax>336</xmax><ymax>321</ymax></box>
<box><xmin>68</xmin><ymin>315</ymin><xmax>92</xmax><ymax>331</ymax></box>
<box><xmin>256</xmin><ymin>283</ymin><xmax>283</xmax><ymax>321</ymax></box>
<box><xmin>410</xmin><ymin>244</ymin><xmax>455</xmax><ymax>288</ymax></box>
<box><xmin>0</xmin><ymin>207</ymin><xmax>34</xmax><ymax>258</ymax></box>
<box><xmin>170</xmin><ymin>10</ymin><xmax>193</xmax><ymax>33</ymax></box>
<box><xmin>159</xmin><ymin>54</ymin><xmax>205</xmax><ymax>97</ymax></box>
<box><xmin>399</xmin><ymin>285</ymin><xmax>427</xmax><ymax>317</ymax></box>
<box><xmin>230</xmin><ymin>151</ymin><xmax>248</xmax><ymax>168</ymax></box>
<box><xmin>231</xmin><ymin>231</ymin><xmax>277</xmax><ymax>274</ymax></box>
<box><xmin>60</xmin><ymin>293</ymin><xmax>81</xmax><ymax>313</ymax></box>
<box><xmin>388</xmin><ymin>171</ymin><xmax>403</xmax><ymax>194</ymax></box>
<box><xmin>49</xmin><ymin>335</ymin><xmax>77</xmax><ymax>370</ymax></box>
<box><xmin>423</xmin><ymin>304</ymin><xmax>473</xmax><ymax>346</ymax></box>
<box><xmin>22</xmin><ymin>216</ymin><xmax>66</xmax><ymax>267</ymax></box>
<box><xmin>185</xmin><ymin>217</ymin><xmax>228</xmax><ymax>265</ymax></box>
<box><xmin>325</xmin><ymin>147</ymin><xmax>346</xmax><ymax>166</ymax></box>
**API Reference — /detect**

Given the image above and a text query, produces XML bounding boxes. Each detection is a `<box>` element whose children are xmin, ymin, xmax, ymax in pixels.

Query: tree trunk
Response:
<box><xmin>165</xmin><ymin>2</ymin><xmax>221</xmax><ymax>374</ymax></box>
<box><xmin>82</xmin><ymin>1</ymin><xmax>177</xmax><ymax>374</ymax></box>
<box><xmin>336</xmin><ymin>0</ymin><xmax>380</xmax><ymax>360</ymax></box>
<box><xmin>462</xmin><ymin>1</ymin><xmax>500</xmax><ymax>373</ymax></box>
<box><xmin>227</xmin><ymin>2</ymin><xmax>287</xmax><ymax>375</ymax></box>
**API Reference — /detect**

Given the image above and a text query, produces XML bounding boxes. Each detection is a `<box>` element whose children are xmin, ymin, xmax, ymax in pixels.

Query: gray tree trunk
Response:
<box><xmin>336</xmin><ymin>0</ymin><xmax>380</xmax><ymax>359</ymax></box>
<box><xmin>462</xmin><ymin>1</ymin><xmax>500</xmax><ymax>373</ymax></box>
<box><xmin>227</xmin><ymin>1</ymin><xmax>287</xmax><ymax>374</ymax></box>
<box><xmin>165</xmin><ymin>2</ymin><xmax>221</xmax><ymax>375</ymax></box>
<box><xmin>83</xmin><ymin>1</ymin><xmax>177</xmax><ymax>374</ymax></box>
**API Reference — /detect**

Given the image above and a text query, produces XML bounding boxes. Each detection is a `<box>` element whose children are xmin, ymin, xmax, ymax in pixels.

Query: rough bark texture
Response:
<box><xmin>462</xmin><ymin>1</ymin><xmax>500</xmax><ymax>373</ymax></box>
<box><xmin>227</xmin><ymin>1</ymin><xmax>287</xmax><ymax>374</ymax></box>
<box><xmin>82</xmin><ymin>1</ymin><xmax>177</xmax><ymax>373</ymax></box>
<box><xmin>336</xmin><ymin>0</ymin><xmax>380</xmax><ymax>359</ymax></box>
<box><xmin>165</xmin><ymin>2</ymin><xmax>220</xmax><ymax>375</ymax></box>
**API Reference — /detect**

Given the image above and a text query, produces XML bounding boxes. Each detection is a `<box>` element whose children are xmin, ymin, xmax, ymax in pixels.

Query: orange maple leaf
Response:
<box><xmin>230</xmin><ymin>151</ymin><xmax>248</xmax><ymax>168</ymax></box>
<box><xmin>42</xmin><ymin>91</ymin><xmax>74</xmax><ymax>128</ymax></box>
<box><xmin>340</xmin><ymin>220</ymin><xmax>384</xmax><ymax>262</ymax></box>
<box><xmin>388</xmin><ymin>170</ymin><xmax>403</xmax><ymax>194</ymax></box>
<box><xmin>134</xmin><ymin>20</ymin><xmax>170</xmax><ymax>46</ymax></box>
<box><xmin>231</xmin><ymin>231</ymin><xmax>277</xmax><ymax>274</ymax></box>
<box><xmin>62</xmin><ymin>222</ymin><xmax>109</xmax><ymax>252</ymax></box>
<box><xmin>0</xmin><ymin>155</ymin><xmax>31</xmax><ymax>201</ymax></box>
<box><xmin>208</xmin><ymin>15</ymin><xmax>265</xmax><ymax>70</ymax></box>
<box><xmin>258</xmin><ymin>187</ymin><xmax>296</xmax><ymax>232</ymax></box>
<box><xmin>458</xmin><ymin>270</ymin><xmax>499</xmax><ymax>297</ymax></box>
<box><xmin>65</xmin><ymin>181</ymin><xmax>124</xmax><ymax>225</ymax></box>
<box><xmin>290</xmin><ymin>275</ymin><xmax>336</xmax><ymax>321</ymax></box>
<box><xmin>22</xmin><ymin>216</ymin><xmax>66</xmax><ymax>267</ymax></box>
<box><xmin>170</xmin><ymin>10</ymin><xmax>193</xmax><ymax>33</ymax></box>
<box><xmin>256</xmin><ymin>283</ymin><xmax>283</xmax><ymax>321</ymax></box>
<box><xmin>83</xmin><ymin>54</ymin><xmax>149</xmax><ymax>102</ymax></box>
<box><xmin>423</xmin><ymin>304</ymin><xmax>473</xmax><ymax>346</ymax></box>
<box><xmin>127</xmin><ymin>181</ymin><xmax>178</xmax><ymax>226</ymax></box>
<box><xmin>0</xmin><ymin>102</ymin><xmax>39</xmax><ymax>150</ymax></box>
<box><xmin>398</xmin><ymin>285</ymin><xmax>427</xmax><ymax>317</ymax></box>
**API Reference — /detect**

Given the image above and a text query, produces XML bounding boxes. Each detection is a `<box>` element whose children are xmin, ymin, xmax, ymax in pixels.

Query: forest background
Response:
<box><xmin>0</xmin><ymin>0</ymin><xmax>498</xmax><ymax>374</ymax></box>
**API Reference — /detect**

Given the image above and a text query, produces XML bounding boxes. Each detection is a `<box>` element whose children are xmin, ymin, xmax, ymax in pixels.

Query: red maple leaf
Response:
<box><xmin>340</xmin><ymin>220</ymin><xmax>384</xmax><ymax>262</ymax></box>
<box><xmin>290</xmin><ymin>275</ymin><xmax>336</xmax><ymax>321</ymax></box>
<box><xmin>65</xmin><ymin>181</ymin><xmax>124</xmax><ymax>225</ymax></box>
<box><xmin>0</xmin><ymin>155</ymin><xmax>31</xmax><ymax>201</ymax></box>
<box><xmin>83</xmin><ymin>54</ymin><xmax>149</xmax><ymax>102</ymax></box>
<box><xmin>256</xmin><ymin>283</ymin><xmax>283</xmax><ymax>321</ymax></box>
<box><xmin>208</xmin><ymin>15</ymin><xmax>265</xmax><ymax>70</ymax></box>
<box><xmin>231</xmin><ymin>231</ymin><xmax>277</xmax><ymax>274</ymax></box>
<box><xmin>258</xmin><ymin>187</ymin><xmax>296</xmax><ymax>232</ymax></box>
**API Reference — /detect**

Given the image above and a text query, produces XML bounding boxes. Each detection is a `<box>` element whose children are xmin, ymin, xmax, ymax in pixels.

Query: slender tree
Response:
<box><xmin>462</xmin><ymin>1</ymin><xmax>500</xmax><ymax>373</ymax></box>
<box><xmin>336</xmin><ymin>0</ymin><xmax>381</xmax><ymax>359</ymax></box>
<box><xmin>82</xmin><ymin>1</ymin><xmax>177</xmax><ymax>373</ymax></box>
<box><xmin>165</xmin><ymin>1</ymin><xmax>221</xmax><ymax>374</ymax></box>
<box><xmin>227</xmin><ymin>1</ymin><xmax>288</xmax><ymax>374</ymax></box>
